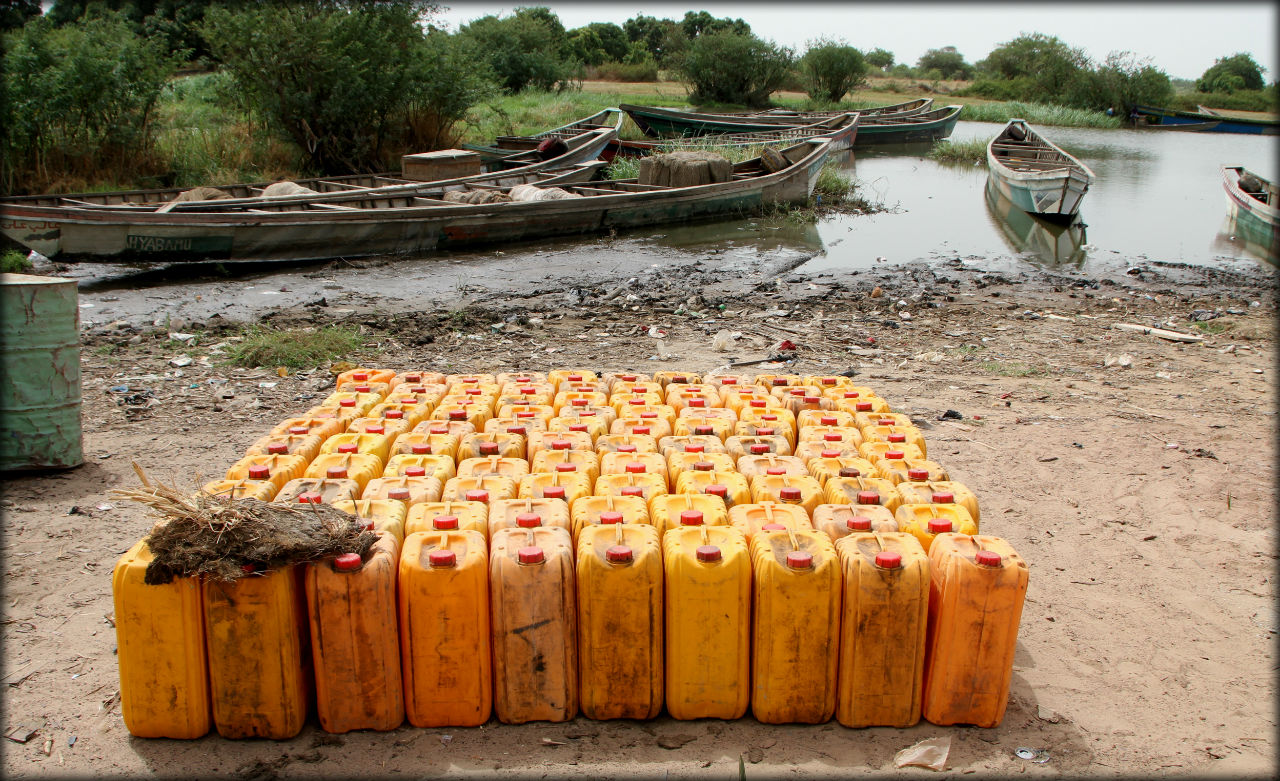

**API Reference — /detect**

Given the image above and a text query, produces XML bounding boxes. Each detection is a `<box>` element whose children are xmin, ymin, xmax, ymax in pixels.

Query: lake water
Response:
<box><xmin>646</xmin><ymin>119</ymin><xmax>1278</xmax><ymax>273</ymax></box>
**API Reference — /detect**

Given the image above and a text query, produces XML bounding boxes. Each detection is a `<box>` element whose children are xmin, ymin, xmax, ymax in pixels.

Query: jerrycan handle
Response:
<box><xmin>682</xmin><ymin>494</ymin><xmax>693</xmax><ymax>510</ymax></box>
<box><xmin>700</xmin><ymin>525</ymin><xmax>710</xmax><ymax>546</ymax></box>
<box><xmin>525</xmin><ymin>497</ymin><xmax>533</xmax><ymax>512</ymax></box>
<box><xmin>764</xmin><ymin>503</ymin><xmax>776</xmax><ymax>522</ymax></box>
<box><xmin>605</xmin><ymin>494</ymin><xmax>616</xmax><ymax>510</ymax></box>
<box><xmin>786</xmin><ymin>526</ymin><xmax>800</xmax><ymax>551</ymax></box>
<box><xmin>614</xmin><ymin>521</ymin><xmax>625</xmax><ymax>546</ymax></box>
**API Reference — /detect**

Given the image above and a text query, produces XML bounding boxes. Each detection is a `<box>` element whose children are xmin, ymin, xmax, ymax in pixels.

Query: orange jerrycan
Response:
<box><xmin>876</xmin><ymin>454</ymin><xmax>950</xmax><ymax>486</ymax></box>
<box><xmin>571</xmin><ymin>494</ymin><xmax>650</xmax><ymax>541</ymax></box>
<box><xmin>392</xmin><ymin>370</ymin><xmax>447</xmax><ymax>386</ymax></box>
<box><xmin>735</xmin><ymin>453</ymin><xmax>808</xmax><ymax>479</ymax></box>
<box><xmin>649</xmin><ymin>493</ymin><xmax>729</xmax><ymax>540</ymax></box>
<box><xmin>332</xmin><ymin>499</ymin><xmax>407</xmax><ymax>543</ymax></box>
<box><xmin>803</xmin><ymin>374</ymin><xmax>852</xmax><ymax>390</ymax></box>
<box><xmin>484</xmin><ymin>416</ymin><xmax>548</xmax><ymax>439</ymax></box>
<box><xmin>517</xmin><ymin>472</ymin><xmax>592</xmax><ymax>507</ymax></box>
<box><xmin>321</xmin><ymin>390</ymin><xmax>383</xmax><ymax>416</ymax></box>
<box><xmin>305</xmin><ymin>402</ymin><xmax>363</xmax><ymax>426</ymax></box>
<box><xmin>806</xmin><ymin>456</ymin><xmax>879</xmax><ymax>486</ymax></box>
<box><xmin>823</xmin><ymin>475</ymin><xmax>902</xmax><ymax>512</ymax></box>
<box><xmin>490</xmin><ymin>527</ymin><xmax>578</xmax><ymax>724</ymax></box>
<box><xmin>390</xmin><ymin>431</ymin><xmax>458</xmax><ymax>461</ymax></box>
<box><xmin>334</xmin><ymin>379</ymin><xmax>391</xmax><ymax>397</ymax></box>
<box><xmin>812</xmin><ymin>504</ymin><xmax>899</xmax><ymax>541</ymax></box>
<box><xmin>602</xmin><ymin>371</ymin><xmax>652</xmax><ymax>390</ymax></box>
<box><xmin>548</xmin><ymin>368</ymin><xmax>598</xmax><ymax>388</ymax></box>
<box><xmin>529</xmin><ymin>448</ymin><xmax>601</xmax><ymax>484</ymax></box>
<box><xmin>383</xmin><ymin>454</ymin><xmax>455</xmax><ymax>483</ymax></box>
<box><xmin>337</xmin><ymin>367</ymin><xmax>395</xmax><ymax>387</ymax></box>
<box><xmin>305</xmin><ymin>453</ymin><xmax>383</xmax><ymax>493</ymax></box>
<box><xmin>457</xmin><ymin>432</ymin><xmax>527</xmax><ymax>461</ymax></box>
<box><xmin>658</xmin><ymin>434</ymin><xmax>728</xmax><ymax>457</ymax></box>
<box><xmin>305</xmin><ymin>534</ymin><xmax>404</xmax><ymax>733</ymax></box>
<box><xmin>576</xmin><ymin>523</ymin><xmax>664</xmax><ymax>720</ymax></box>
<box><xmin>750</xmin><ymin>529</ymin><xmax>841</xmax><ymax>724</ymax></box>
<box><xmin>663</xmin><ymin>525</ymin><xmax>751</xmax><ymax>720</ymax></box>
<box><xmin>362</xmin><ymin>474</ymin><xmax>443</xmax><ymax>506</ymax></box>
<box><xmin>201</xmin><ymin>478</ymin><xmax>276</xmax><ymax>501</ymax></box>
<box><xmin>798</xmin><ymin>425</ymin><xmax>864</xmax><ymax>448</ymax></box>
<box><xmin>782</xmin><ymin>391</ymin><xmax>834</xmax><ymax>418</ymax></box>
<box><xmin>835</xmin><ymin>532</ymin><xmax>930</xmax><ymax>728</ymax></box>
<box><xmin>673</xmin><ymin>469</ymin><xmax>752</xmax><ymax>508</ymax></box>
<box><xmin>442</xmin><ymin>475</ymin><xmax>518</xmax><ymax>503</ymax></box>
<box><xmin>399</xmin><ymin>531</ymin><xmax>492</xmax><ymax>727</ymax></box>
<box><xmin>488</xmin><ymin>497</ymin><xmax>572</xmax><ymax>534</ymax></box>
<box><xmin>896</xmin><ymin>504</ymin><xmax>978</xmax><ymax>552</ymax></box>
<box><xmin>527</xmin><ymin>431</ymin><xmax>594</xmax><ymax>460</ymax></box>
<box><xmin>896</xmin><ymin>479</ymin><xmax>981</xmax><ymax>526</ymax></box>
<box><xmin>113</xmin><ymin>538</ymin><xmax>210</xmax><ymax>739</ymax></box>
<box><xmin>754</xmin><ymin>372</ymin><xmax>804</xmax><ymax>389</ymax></box>
<box><xmin>729</xmin><ymin>502</ymin><xmax>813</xmax><ymax>545</ymax></box>
<box><xmin>837</xmin><ymin>396</ymin><xmax>892</xmax><ymax>416</ymax></box>
<box><xmin>272</xmin><ymin>416</ymin><xmax>346</xmax><ymax>441</ymax></box>
<box><xmin>367</xmin><ymin>400</ymin><xmax>430</xmax><ymax>429</ymax></box>
<box><xmin>345</xmin><ymin>416</ymin><xmax>411</xmax><ymax>441</ymax></box>
<box><xmin>772</xmin><ymin>383</ymin><xmax>825</xmax><ymax>402</ymax></box>
<box><xmin>456</xmin><ymin>456</ymin><xmax>530</xmax><ymax>481</ymax></box>
<box><xmin>749</xmin><ymin>474</ymin><xmax>824</xmax><ymax>516</ymax></box>
<box><xmin>203</xmin><ymin>564</ymin><xmax>309</xmax><ymax>739</ymax></box>
<box><xmin>922</xmin><ymin>535</ymin><xmax>1028</xmax><ymax>728</ymax></box>
<box><xmin>275</xmin><ymin>477</ymin><xmax>360</xmax><ymax>505</ymax></box>
<box><xmin>413</xmin><ymin>417</ymin><xmax>474</xmax><ymax>440</ymax></box>
<box><xmin>611</xmin><ymin>417</ymin><xmax>673</xmax><ymax>440</ymax></box>
<box><xmin>821</xmin><ymin>384</ymin><xmax>881</xmax><ymax>402</ymax></box>
<box><xmin>725</xmin><ymin>434</ymin><xmax>792</xmax><ymax>459</ymax></box>
<box><xmin>653</xmin><ymin>370</ymin><xmax>702</xmax><ymax>387</ymax></box>
<box><xmin>595</xmin><ymin>433</ymin><xmax>659</xmax><ymax>455</ymax></box>
<box><xmin>405</xmin><ymin>500</ymin><xmax>488</xmax><ymax>538</ymax></box>
<box><xmin>704</xmin><ymin>373</ymin><xmax>751</xmax><ymax>388</ymax></box>
<box><xmin>245</xmin><ymin>432</ymin><xmax>324</xmax><ymax>464</ymax></box>
<box><xmin>226</xmin><ymin>453</ymin><xmax>308</xmax><ymax>492</ymax></box>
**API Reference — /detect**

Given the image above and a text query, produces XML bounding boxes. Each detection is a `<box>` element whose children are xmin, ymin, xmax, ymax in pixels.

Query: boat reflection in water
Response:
<box><xmin>983</xmin><ymin>177</ymin><xmax>1087</xmax><ymax>265</ymax></box>
<box><xmin>1211</xmin><ymin>211</ymin><xmax>1278</xmax><ymax>267</ymax></box>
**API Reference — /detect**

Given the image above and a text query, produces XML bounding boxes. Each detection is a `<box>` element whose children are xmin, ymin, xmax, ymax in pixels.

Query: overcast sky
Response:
<box><xmin>433</xmin><ymin>1</ymin><xmax>1277</xmax><ymax>82</ymax></box>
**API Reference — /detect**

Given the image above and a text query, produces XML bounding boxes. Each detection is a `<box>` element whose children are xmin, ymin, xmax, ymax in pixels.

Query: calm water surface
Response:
<box><xmin>795</xmin><ymin>120</ymin><xmax>1278</xmax><ymax>272</ymax></box>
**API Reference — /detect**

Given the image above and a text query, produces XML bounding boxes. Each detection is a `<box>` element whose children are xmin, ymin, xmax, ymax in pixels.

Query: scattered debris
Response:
<box><xmin>1014</xmin><ymin>747</ymin><xmax>1050</xmax><ymax>764</ymax></box>
<box><xmin>5</xmin><ymin>724</ymin><xmax>39</xmax><ymax>743</ymax></box>
<box><xmin>1113</xmin><ymin>323</ymin><xmax>1204</xmax><ymax>343</ymax></box>
<box><xmin>939</xmin><ymin>410</ymin><xmax>964</xmax><ymax>420</ymax></box>
<box><xmin>540</xmin><ymin>738</ymin><xmax>566</xmax><ymax>747</ymax></box>
<box><xmin>894</xmin><ymin>736</ymin><xmax>950</xmax><ymax>770</ymax></box>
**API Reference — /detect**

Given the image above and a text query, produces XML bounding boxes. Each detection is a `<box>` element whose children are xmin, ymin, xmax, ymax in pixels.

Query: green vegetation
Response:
<box><xmin>979</xmin><ymin>360</ymin><xmax>1049</xmax><ymax>377</ymax></box>
<box><xmin>458</xmin><ymin>7</ymin><xmax>576</xmax><ymax>94</ymax></box>
<box><xmin>865</xmin><ymin>48</ymin><xmax>894</xmax><ymax>71</ymax></box>
<box><xmin>1</xmin><ymin>249</ymin><xmax>33</xmax><ymax>273</ymax></box>
<box><xmin>928</xmin><ymin>138</ymin><xmax>987</xmax><ymax>165</ymax></box>
<box><xmin>225</xmin><ymin>324</ymin><xmax>365</xmax><ymax>369</ymax></box>
<box><xmin>917</xmin><ymin>46</ymin><xmax>975</xmax><ymax>80</ymax></box>
<box><xmin>677</xmin><ymin>31</ymin><xmax>795</xmax><ymax>107</ymax></box>
<box><xmin>1192</xmin><ymin>320</ymin><xmax>1230</xmax><ymax>335</ymax></box>
<box><xmin>956</xmin><ymin>101</ymin><xmax>1121</xmax><ymax>128</ymax></box>
<box><xmin>1197</xmin><ymin>53</ymin><xmax>1265</xmax><ymax>93</ymax></box>
<box><xmin>800</xmin><ymin>37</ymin><xmax>868</xmax><ymax>103</ymax></box>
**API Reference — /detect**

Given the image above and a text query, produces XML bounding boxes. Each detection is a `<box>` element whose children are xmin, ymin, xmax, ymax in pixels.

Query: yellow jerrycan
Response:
<box><xmin>457</xmin><ymin>431</ymin><xmax>527</xmax><ymax>461</ymax></box>
<box><xmin>673</xmin><ymin>469</ymin><xmax>752</xmax><ymax>508</ymax></box>
<box><xmin>304</xmin><ymin>534</ymin><xmax>404</xmax><ymax>733</ymax></box>
<box><xmin>245</xmin><ymin>432</ymin><xmax>324</xmax><ymax>464</ymax></box>
<box><xmin>749</xmin><ymin>529</ymin><xmax>841</xmax><ymax>724</ymax></box>
<box><xmin>823</xmin><ymin>475</ymin><xmax>902</xmax><ymax>512</ymax></box>
<box><xmin>599</xmin><ymin>451</ymin><xmax>670</xmax><ymax>489</ymax></box>
<box><xmin>594</xmin><ymin>432</ymin><xmax>659</xmax><ymax>455</ymax></box>
<box><xmin>859</xmin><ymin>423</ymin><xmax>928</xmax><ymax>457</ymax></box>
<box><xmin>399</xmin><ymin>530</ymin><xmax>492</xmax><ymax>727</ymax></box>
<box><xmin>895</xmin><ymin>479</ymin><xmax>981</xmax><ymax>526</ymax></box>
<box><xmin>749</xmin><ymin>473</ymin><xmax>824</xmax><ymax>516</ymax></box>
<box><xmin>649</xmin><ymin>493</ymin><xmax>729</xmax><ymax>541</ymax></box>
<box><xmin>113</xmin><ymin>538</ymin><xmax>211</xmax><ymax>738</ymax></box>
<box><xmin>729</xmin><ymin>502</ymin><xmax>813</xmax><ymax>545</ymax></box>
<box><xmin>405</xmin><ymin>500</ymin><xmax>488</xmax><ymax>538</ymax></box>
<box><xmin>812</xmin><ymin>504</ymin><xmax>899</xmax><ymax>541</ymax></box>
<box><xmin>383</xmin><ymin>454</ymin><xmax>455</xmax><ymax>483</ymax></box>
<box><xmin>331</xmin><ymin>499</ymin><xmax>406</xmax><ymax>544</ymax></box>
<box><xmin>922</xmin><ymin>535</ymin><xmax>1028</xmax><ymax>728</ymax></box>
<box><xmin>734</xmin><ymin>453</ymin><xmax>808</xmax><ymax>479</ymax></box>
<box><xmin>835</xmin><ymin>532</ymin><xmax>930</xmax><ymax>728</ymax></box>
<box><xmin>274</xmin><ymin>477</ymin><xmax>360</xmax><ymax>505</ymax></box>
<box><xmin>663</xmin><ymin>525</ymin><xmax>751</xmax><ymax>720</ymax></box>
<box><xmin>805</xmin><ymin>456</ymin><xmax>879</xmax><ymax>486</ymax></box>
<box><xmin>657</xmin><ymin>435</ymin><xmax>728</xmax><ymax>456</ymax></box>
<box><xmin>319</xmin><ymin>431</ymin><xmax>392</xmax><ymax>467</ymax></box>
<box><xmin>305</xmin><ymin>453</ymin><xmax>383</xmax><ymax>493</ymax></box>
<box><xmin>516</xmin><ymin>471</ymin><xmax>592</xmax><ymax>507</ymax></box>
<box><xmin>226</xmin><ymin>453</ymin><xmax>308</xmax><ymax>492</ymax></box>
<box><xmin>487</xmin><ymin>497</ymin><xmax>572</xmax><ymax>534</ymax></box>
<box><xmin>489</xmin><ymin>527</ymin><xmax>578</xmax><ymax>724</ymax></box>
<box><xmin>202</xmin><ymin>564</ymin><xmax>310</xmax><ymax>739</ymax></box>
<box><xmin>570</xmin><ymin>494</ymin><xmax>650</xmax><ymax>541</ymax></box>
<box><xmin>529</xmin><ymin>448</ymin><xmax>601</xmax><ymax>484</ymax></box>
<box><xmin>875</xmin><ymin>452</ymin><xmax>950</xmax><ymax>485</ymax></box>
<box><xmin>666</xmin><ymin>451</ymin><xmax>737</xmax><ymax>483</ymax></box>
<box><xmin>896</xmin><ymin>504</ymin><xmax>979</xmax><ymax>553</ymax></box>
<box><xmin>456</xmin><ymin>456</ymin><xmax>530</xmax><ymax>481</ymax></box>
<box><xmin>576</xmin><ymin>523</ymin><xmax>664</xmax><ymax>720</ymax></box>
<box><xmin>201</xmin><ymin>478</ymin><xmax>276</xmax><ymax>501</ymax></box>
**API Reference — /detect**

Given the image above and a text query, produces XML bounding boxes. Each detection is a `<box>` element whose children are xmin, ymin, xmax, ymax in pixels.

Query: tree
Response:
<box><xmin>1074</xmin><ymin>51</ymin><xmax>1173</xmax><ymax>113</ymax></box>
<box><xmin>679</xmin><ymin>10</ymin><xmax>749</xmax><ymax>39</ymax></box>
<box><xmin>916</xmin><ymin>46</ymin><xmax>973</xmax><ymax>80</ymax></box>
<box><xmin>459</xmin><ymin>8</ymin><xmax>575</xmax><ymax>93</ymax></box>
<box><xmin>1197</xmin><ymin>52</ymin><xmax>1265</xmax><ymax>93</ymax></box>
<box><xmin>978</xmin><ymin>32</ymin><xmax>1087</xmax><ymax>80</ymax></box>
<box><xmin>0</xmin><ymin>0</ymin><xmax>41</xmax><ymax>32</ymax></box>
<box><xmin>865</xmin><ymin>47</ymin><xmax>894</xmax><ymax>70</ymax></box>
<box><xmin>800</xmin><ymin>37</ymin><xmax>867</xmax><ymax>103</ymax></box>
<box><xmin>623</xmin><ymin>14</ymin><xmax>681</xmax><ymax>64</ymax></box>
<box><xmin>583</xmin><ymin>21</ymin><xmax>628</xmax><ymax>62</ymax></box>
<box><xmin>677</xmin><ymin>31</ymin><xmax>795</xmax><ymax>107</ymax></box>
<box><xmin>204</xmin><ymin>1</ymin><xmax>489</xmax><ymax>173</ymax></box>
<box><xmin>566</xmin><ymin>27</ymin><xmax>606</xmax><ymax>66</ymax></box>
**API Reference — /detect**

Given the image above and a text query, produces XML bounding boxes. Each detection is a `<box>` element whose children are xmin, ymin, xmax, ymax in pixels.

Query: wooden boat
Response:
<box><xmin>984</xmin><ymin>177</ymin><xmax>1086</xmax><ymax>265</ymax></box>
<box><xmin>1221</xmin><ymin>165</ymin><xmax>1279</xmax><ymax>263</ymax></box>
<box><xmin>460</xmin><ymin>108</ymin><xmax>623</xmax><ymax>163</ymax></box>
<box><xmin>1132</xmin><ymin>119</ymin><xmax>1220</xmax><ymax>132</ymax></box>
<box><xmin>853</xmin><ymin>105</ymin><xmax>962</xmax><ymax>146</ymax></box>
<box><xmin>1130</xmin><ymin>104</ymin><xmax>1279</xmax><ymax>135</ymax></box>
<box><xmin>0</xmin><ymin>140</ymin><xmax>832</xmax><ymax>263</ymax></box>
<box><xmin>607</xmin><ymin>112</ymin><xmax>860</xmax><ymax>158</ymax></box>
<box><xmin>1</xmin><ymin>110</ymin><xmax>623</xmax><ymax>214</ymax></box>
<box><xmin>740</xmin><ymin>97</ymin><xmax>931</xmax><ymax>119</ymax></box>
<box><xmin>620</xmin><ymin>99</ymin><xmax>930</xmax><ymax>137</ymax></box>
<box><xmin>986</xmin><ymin>119</ymin><xmax>1095</xmax><ymax>224</ymax></box>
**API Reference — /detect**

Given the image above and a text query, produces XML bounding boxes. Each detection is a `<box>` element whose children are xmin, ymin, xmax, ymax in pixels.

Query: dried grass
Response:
<box><xmin>111</xmin><ymin>463</ymin><xmax>373</xmax><ymax>585</ymax></box>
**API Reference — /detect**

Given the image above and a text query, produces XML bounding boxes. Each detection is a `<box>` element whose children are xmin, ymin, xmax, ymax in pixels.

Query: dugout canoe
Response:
<box><xmin>608</xmin><ymin>112</ymin><xmax>860</xmax><ymax>158</ymax></box>
<box><xmin>460</xmin><ymin>108</ymin><xmax>623</xmax><ymax>163</ymax></box>
<box><xmin>1221</xmin><ymin>165</ymin><xmax>1279</xmax><ymax>263</ymax></box>
<box><xmin>620</xmin><ymin>99</ymin><xmax>930</xmax><ymax>137</ymax></box>
<box><xmin>1130</xmin><ymin>104</ymin><xmax>1279</xmax><ymax>135</ymax></box>
<box><xmin>986</xmin><ymin>119</ymin><xmax>1095</xmax><ymax>224</ymax></box>
<box><xmin>0</xmin><ymin>140</ymin><xmax>832</xmax><ymax>264</ymax></box>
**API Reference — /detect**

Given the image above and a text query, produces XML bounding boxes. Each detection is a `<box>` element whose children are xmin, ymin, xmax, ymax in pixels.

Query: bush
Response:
<box><xmin>916</xmin><ymin>46</ymin><xmax>974</xmax><ymax>80</ymax></box>
<box><xmin>1070</xmin><ymin>52</ymin><xmax>1172</xmax><ymax>114</ymax></box>
<box><xmin>3</xmin><ymin>11</ymin><xmax>177</xmax><ymax>191</ymax></box>
<box><xmin>1172</xmin><ymin>88</ymin><xmax>1278</xmax><ymax>113</ymax></box>
<box><xmin>1</xmin><ymin>249</ymin><xmax>33</xmax><ymax>273</ymax></box>
<box><xmin>677</xmin><ymin>31</ymin><xmax>795</xmax><ymax>108</ymax></box>
<box><xmin>1197</xmin><ymin>53</ymin><xmax>1265</xmax><ymax>93</ymax></box>
<box><xmin>225</xmin><ymin>324</ymin><xmax>365</xmax><ymax>369</ymax></box>
<box><xmin>593</xmin><ymin>60</ymin><xmax>659</xmax><ymax>82</ymax></box>
<box><xmin>203</xmin><ymin>2</ymin><xmax>492</xmax><ymax>174</ymax></box>
<box><xmin>459</xmin><ymin>8</ymin><xmax>577</xmax><ymax>94</ymax></box>
<box><xmin>800</xmin><ymin>38</ymin><xmax>868</xmax><ymax>103</ymax></box>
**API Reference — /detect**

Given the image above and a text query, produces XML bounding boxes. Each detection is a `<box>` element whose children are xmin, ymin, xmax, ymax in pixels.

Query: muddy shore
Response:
<box><xmin>2</xmin><ymin>241</ymin><xmax>1276</xmax><ymax>777</ymax></box>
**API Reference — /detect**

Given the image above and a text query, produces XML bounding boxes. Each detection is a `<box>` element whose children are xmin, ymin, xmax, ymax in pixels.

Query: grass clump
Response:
<box><xmin>979</xmin><ymin>360</ymin><xmax>1049</xmax><ymax>377</ymax></box>
<box><xmin>1</xmin><ymin>250</ymin><xmax>33</xmax><ymax>273</ymax></box>
<box><xmin>929</xmin><ymin>138</ymin><xmax>988</xmax><ymax>165</ymax></box>
<box><xmin>225</xmin><ymin>324</ymin><xmax>365</xmax><ymax>369</ymax></box>
<box><xmin>958</xmin><ymin>101</ymin><xmax>1121</xmax><ymax>128</ymax></box>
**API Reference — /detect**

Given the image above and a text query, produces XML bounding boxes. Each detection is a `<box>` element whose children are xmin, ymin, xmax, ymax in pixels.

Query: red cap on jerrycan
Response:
<box><xmin>479</xmin><ymin>441</ymin><xmax>500</xmax><ymax>455</ymax></box>
<box><xmin>388</xmin><ymin>488</ymin><xmax>411</xmax><ymax>501</ymax></box>
<box><xmin>779</xmin><ymin>487</ymin><xmax>802</xmax><ymax>502</ymax></box>
<box><xmin>516</xmin><ymin>513</ymin><xmax>542</xmax><ymax>528</ymax></box>
<box><xmin>976</xmin><ymin>550</ymin><xmax>1002</xmax><ymax>567</ymax></box>
<box><xmin>352</xmin><ymin>372</ymin><xmax>368</xmax><ymax>381</ymax></box>
<box><xmin>888</xmin><ymin>432</ymin><xmax>907</xmax><ymax>443</ymax></box>
<box><xmin>432</xmin><ymin>515</ymin><xmax>459</xmax><ymax>530</ymax></box>
<box><xmin>543</xmin><ymin>486</ymin><xmax>567</xmax><ymax>499</ymax></box>
<box><xmin>334</xmin><ymin>553</ymin><xmax>363</xmax><ymax>572</ymax></box>
<box><xmin>846</xmin><ymin>516</ymin><xmax>872</xmax><ymax>531</ymax></box>
<box><xmin>620</xmin><ymin>486</ymin><xmax>643</xmax><ymax>497</ymax></box>
<box><xmin>411</xmin><ymin>443</ymin><xmax>431</xmax><ymax>454</ymax></box>
<box><xmin>625</xmin><ymin>462</ymin><xmax>647</xmax><ymax>474</ymax></box>
<box><xmin>762</xmin><ymin>523</ymin><xmax>786</xmax><ymax>531</ymax></box>
<box><xmin>856</xmin><ymin>490</ymin><xmax>880</xmax><ymax>505</ymax></box>
<box><xmin>599</xmin><ymin>511</ymin><xmax>624</xmax><ymax>524</ymax></box>
<box><xmin>248</xmin><ymin>464</ymin><xmax>271</xmax><ymax>479</ymax></box>
<box><xmin>465</xmin><ymin>489</ymin><xmax>489</xmax><ymax>503</ymax></box>
<box><xmin>267</xmin><ymin>443</ymin><xmax>289</xmax><ymax>455</ymax></box>
<box><xmin>696</xmin><ymin>545</ymin><xmax>722</xmax><ymax>562</ymax></box>
<box><xmin>786</xmin><ymin>550</ymin><xmax>814</xmax><ymax>569</ymax></box>
<box><xmin>404</xmin><ymin>466</ymin><xmax>426</xmax><ymax>477</ymax></box>
<box><xmin>606</xmin><ymin>545</ymin><xmax>633</xmax><ymax>563</ymax></box>
<box><xmin>704</xmin><ymin>484</ymin><xmax>728</xmax><ymax>498</ymax></box>
<box><xmin>875</xmin><ymin>551</ymin><xmax>902</xmax><ymax>569</ymax></box>
<box><xmin>337</xmin><ymin>443</ymin><xmax>358</xmax><ymax>454</ymax></box>
<box><xmin>749</xmin><ymin>443</ymin><xmax>770</xmax><ymax>455</ymax></box>
<box><xmin>618</xmin><ymin>444</ymin><xmax>637</xmax><ymax>453</ymax></box>
<box><xmin>518</xmin><ymin>547</ymin><xmax>544</xmax><ymax>564</ymax></box>
<box><xmin>839</xmin><ymin>466</ymin><xmax>862</xmax><ymax>477</ymax></box>
<box><xmin>679</xmin><ymin>510</ymin><xmax>704</xmax><ymax>526</ymax></box>
<box><xmin>766</xmin><ymin>467</ymin><xmax>787</xmax><ymax>475</ymax></box>
<box><xmin>429</xmin><ymin>549</ymin><xmax>457</xmax><ymax>568</ymax></box>
<box><xmin>907</xmin><ymin>468</ymin><xmax>930</xmax><ymax>481</ymax></box>
<box><xmin>928</xmin><ymin>518</ymin><xmax>953</xmax><ymax>534</ymax></box>
<box><xmin>932</xmin><ymin>491</ymin><xmax>956</xmax><ymax>504</ymax></box>
<box><xmin>555</xmin><ymin>463</ymin><xmax>578</xmax><ymax>473</ymax></box>
<box><xmin>326</xmin><ymin>466</ymin><xmax>348</xmax><ymax>479</ymax></box>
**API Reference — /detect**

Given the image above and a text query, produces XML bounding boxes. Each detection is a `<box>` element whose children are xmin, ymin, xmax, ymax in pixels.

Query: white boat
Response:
<box><xmin>986</xmin><ymin>119</ymin><xmax>1095</xmax><ymax>223</ymax></box>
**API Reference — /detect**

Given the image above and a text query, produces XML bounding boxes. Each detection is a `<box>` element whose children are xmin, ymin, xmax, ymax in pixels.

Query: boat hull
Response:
<box><xmin>1222</xmin><ymin>166</ymin><xmax>1280</xmax><ymax>263</ymax></box>
<box><xmin>1131</xmin><ymin>105</ymin><xmax>1279</xmax><ymax>135</ymax></box>
<box><xmin>986</xmin><ymin>120</ymin><xmax>1095</xmax><ymax>224</ymax></box>
<box><xmin>1</xmin><ymin>143</ymin><xmax>830</xmax><ymax>263</ymax></box>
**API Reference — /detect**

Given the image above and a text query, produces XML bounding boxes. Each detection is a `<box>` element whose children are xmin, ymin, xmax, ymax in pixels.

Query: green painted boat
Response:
<box><xmin>1221</xmin><ymin>165</ymin><xmax>1279</xmax><ymax>263</ymax></box>
<box><xmin>984</xmin><ymin>178</ymin><xmax>1086</xmax><ymax>265</ymax></box>
<box><xmin>987</xmin><ymin>119</ymin><xmax>1095</xmax><ymax>224</ymax></box>
<box><xmin>0</xmin><ymin>273</ymin><xmax>82</xmax><ymax>470</ymax></box>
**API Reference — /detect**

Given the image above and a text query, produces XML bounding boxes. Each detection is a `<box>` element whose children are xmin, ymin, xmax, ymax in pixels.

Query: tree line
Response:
<box><xmin>1</xmin><ymin>1</ymin><xmax>1274</xmax><ymax>192</ymax></box>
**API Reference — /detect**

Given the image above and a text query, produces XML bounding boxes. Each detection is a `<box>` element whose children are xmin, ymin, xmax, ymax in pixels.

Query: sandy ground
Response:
<box><xmin>1</xmin><ymin>246</ymin><xmax>1276</xmax><ymax>778</ymax></box>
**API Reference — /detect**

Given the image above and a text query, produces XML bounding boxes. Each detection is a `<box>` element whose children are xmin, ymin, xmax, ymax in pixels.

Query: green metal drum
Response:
<box><xmin>1</xmin><ymin>273</ymin><xmax>83</xmax><ymax>470</ymax></box>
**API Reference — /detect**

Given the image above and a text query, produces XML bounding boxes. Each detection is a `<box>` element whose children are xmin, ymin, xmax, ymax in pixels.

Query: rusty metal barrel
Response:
<box><xmin>1</xmin><ymin>273</ymin><xmax>83</xmax><ymax>470</ymax></box>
